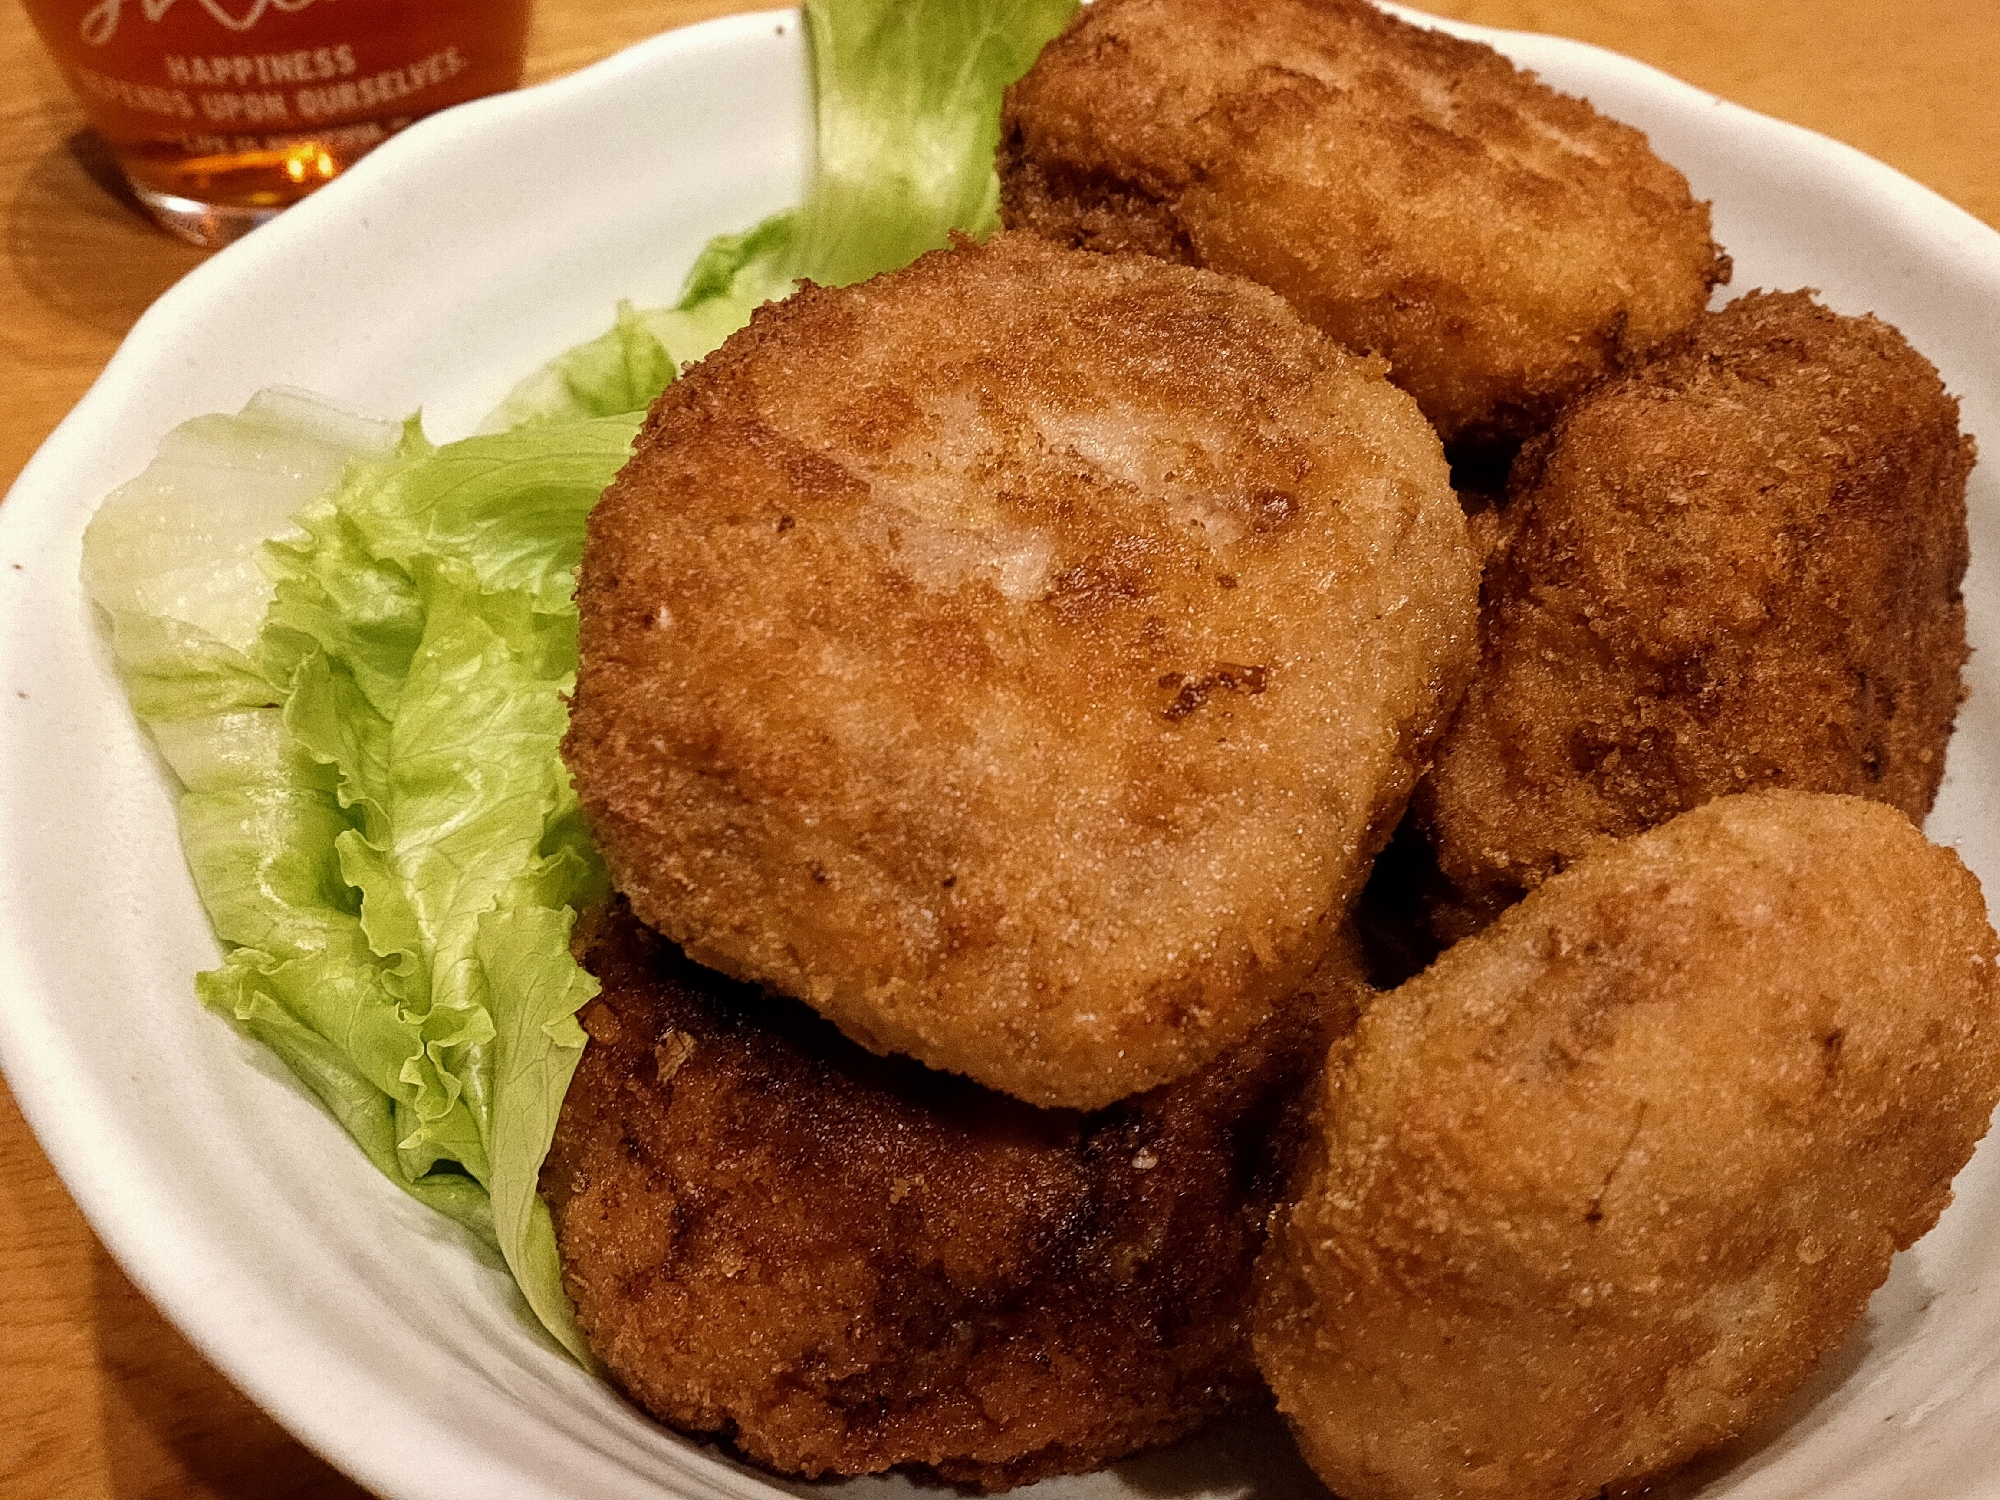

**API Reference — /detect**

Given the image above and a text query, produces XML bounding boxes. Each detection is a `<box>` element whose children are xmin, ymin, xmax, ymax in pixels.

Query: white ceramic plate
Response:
<box><xmin>4</xmin><ymin>8</ymin><xmax>2000</xmax><ymax>1500</ymax></box>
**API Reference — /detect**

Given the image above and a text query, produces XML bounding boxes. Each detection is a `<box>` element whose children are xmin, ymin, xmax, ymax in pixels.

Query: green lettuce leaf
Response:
<box><xmin>493</xmin><ymin>0</ymin><xmax>1077</xmax><ymax>425</ymax></box>
<box><xmin>485</xmin><ymin>213</ymin><xmax>809</xmax><ymax>431</ymax></box>
<box><xmin>796</xmin><ymin>0</ymin><xmax>1077</xmax><ymax>285</ymax></box>
<box><xmin>84</xmin><ymin>397</ymin><xmax>636</xmax><ymax>1362</ymax></box>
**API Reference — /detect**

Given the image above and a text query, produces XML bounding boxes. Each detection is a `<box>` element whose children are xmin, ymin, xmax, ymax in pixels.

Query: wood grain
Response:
<box><xmin>1</xmin><ymin>2</ymin><xmax>1994</xmax><ymax>1497</ymax></box>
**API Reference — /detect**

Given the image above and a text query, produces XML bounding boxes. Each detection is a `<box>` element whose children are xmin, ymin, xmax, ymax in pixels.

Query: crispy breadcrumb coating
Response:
<box><xmin>563</xmin><ymin>231</ymin><xmax>1476</xmax><ymax>1109</ymax></box>
<box><xmin>999</xmin><ymin>0</ymin><xmax>1728</xmax><ymax>448</ymax></box>
<box><xmin>1419</xmin><ymin>291</ymin><xmax>1974</xmax><ymax>921</ymax></box>
<box><xmin>543</xmin><ymin>902</ymin><xmax>1367</xmax><ymax>1488</ymax></box>
<box><xmin>1255</xmin><ymin>791</ymin><xmax>2000</xmax><ymax>1500</ymax></box>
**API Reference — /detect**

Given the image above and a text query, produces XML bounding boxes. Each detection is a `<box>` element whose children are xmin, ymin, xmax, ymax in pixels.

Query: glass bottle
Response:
<box><xmin>23</xmin><ymin>0</ymin><xmax>533</xmax><ymax>247</ymax></box>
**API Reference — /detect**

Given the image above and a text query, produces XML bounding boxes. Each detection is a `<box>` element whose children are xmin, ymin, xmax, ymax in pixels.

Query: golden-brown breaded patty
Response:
<box><xmin>1254</xmin><ymin>791</ymin><xmax>2000</xmax><ymax>1500</ymax></box>
<box><xmin>563</xmin><ymin>231</ymin><xmax>1476</xmax><ymax>1109</ymax></box>
<box><xmin>1418</xmin><ymin>290</ymin><xmax>1974</xmax><ymax>921</ymax></box>
<box><xmin>998</xmin><ymin>0</ymin><xmax>1729</xmax><ymax>449</ymax></box>
<box><xmin>542</xmin><ymin>902</ymin><xmax>1366</xmax><ymax>1489</ymax></box>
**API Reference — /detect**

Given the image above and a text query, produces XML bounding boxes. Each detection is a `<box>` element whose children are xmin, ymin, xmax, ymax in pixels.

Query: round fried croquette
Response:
<box><xmin>1253</xmin><ymin>791</ymin><xmax>2000</xmax><ymax>1500</ymax></box>
<box><xmin>541</xmin><ymin>901</ymin><xmax>1367</xmax><ymax>1488</ymax></box>
<box><xmin>998</xmin><ymin>0</ymin><xmax>1729</xmax><ymax>449</ymax></box>
<box><xmin>563</xmin><ymin>230</ymin><xmax>1477</xmax><ymax>1109</ymax></box>
<box><xmin>1417</xmin><ymin>290</ymin><xmax>1975</xmax><ymax>923</ymax></box>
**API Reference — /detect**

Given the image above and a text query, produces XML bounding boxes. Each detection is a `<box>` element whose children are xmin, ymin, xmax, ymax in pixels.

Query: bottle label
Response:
<box><xmin>25</xmin><ymin>0</ymin><xmax>528</xmax><ymax>210</ymax></box>
<box><xmin>81</xmin><ymin>0</ymin><xmax>330</xmax><ymax>48</ymax></box>
<box><xmin>37</xmin><ymin>0</ymin><xmax>527</xmax><ymax>133</ymax></box>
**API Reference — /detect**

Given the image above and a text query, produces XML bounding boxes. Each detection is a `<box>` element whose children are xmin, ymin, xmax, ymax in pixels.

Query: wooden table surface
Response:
<box><xmin>1</xmin><ymin>1</ymin><xmax>1995</xmax><ymax>1496</ymax></box>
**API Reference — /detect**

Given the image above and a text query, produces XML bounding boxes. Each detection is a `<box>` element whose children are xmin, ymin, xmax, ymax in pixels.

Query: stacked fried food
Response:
<box><xmin>549</xmin><ymin>0</ymin><xmax>1995</xmax><ymax>1495</ymax></box>
<box><xmin>1257</xmin><ymin>793</ymin><xmax>2000</xmax><ymax>1500</ymax></box>
<box><xmin>564</xmin><ymin>229</ymin><xmax>1477</xmax><ymax>1111</ymax></box>
<box><xmin>546</xmin><ymin>903</ymin><xmax>1366</xmax><ymax>1488</ymax></box>
<box><xmin>999</xmin><ymin>0</ymin><xmax>1730</xmax><ymax>448</ymax></box>
<box><xmin>1418</xmin><ymin>291</ymin><xmax>1976</xmax><ymax>926</ymax></box>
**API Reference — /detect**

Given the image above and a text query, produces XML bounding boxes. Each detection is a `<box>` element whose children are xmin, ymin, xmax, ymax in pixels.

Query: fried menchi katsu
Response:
<box><xmin>1255</xmin><ymin>791</ymin><xmax>2000</xmax><ymax>1500</ymax></box>
<box><xmin>563</xmin><ymin>231</ymin><xmax>1476</xmax><ymax>1110</ymax></box>
<box><xmin>1419</xmin><ymin>290</ymin><xmax>1974</xmax><ymax>923</ymax></box>
<box><xmin>998</xmin><ymin>0</ymin><xmax>1728</xmax><ymax>449</ymax></box>
<box><xmin>543</xmin><ymin>902</ymin><xmax>1364</xmax><ymax>1488</ymax></box>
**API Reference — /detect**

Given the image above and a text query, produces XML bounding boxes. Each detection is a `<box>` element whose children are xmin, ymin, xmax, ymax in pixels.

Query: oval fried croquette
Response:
<box><xmin>542</xmin><ymin>901</ymin><xmax>1367</xmax><ymax>1488</ymax></box>
<box><xmin>998</xmin><ymin>0</ymin><xmax>1729</xmax><ymax>449</ymax></box>
<box><xmin>1417</xmin><ymin>290</ymin><xmax>1975</xmax><ymax>922</ymax></box>
<box><xmin>563</xmin><ymin>231</ymin><xmax>1477</xmax><ymax>1109</ymax></box>
<box><xmin>1254</xmin><ymin>791</ymin><xmax>2000</xmax><ymax>1500</ymax></box>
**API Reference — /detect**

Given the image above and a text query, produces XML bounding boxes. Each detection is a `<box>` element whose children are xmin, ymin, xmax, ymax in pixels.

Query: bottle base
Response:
<box><xmin>131</xmin><ymin>185</ymin><xmax>281</xmax><ymax>250</ymax></box>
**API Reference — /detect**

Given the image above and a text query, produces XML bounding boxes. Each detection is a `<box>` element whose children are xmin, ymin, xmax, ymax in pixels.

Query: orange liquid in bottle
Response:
<box><xmin>23</xmin><ymin>0</ymin><xmax>531</xmax><ymax>246</ymax></box>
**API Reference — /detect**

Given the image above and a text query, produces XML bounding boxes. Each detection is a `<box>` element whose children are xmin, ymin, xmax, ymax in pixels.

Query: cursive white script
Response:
<box><xmin>80</xmin><ymin>0</ymin><xmax>324</xmax><ymax>48</ymax></box>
